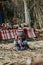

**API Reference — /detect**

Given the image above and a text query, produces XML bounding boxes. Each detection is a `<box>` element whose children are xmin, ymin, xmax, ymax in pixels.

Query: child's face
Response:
<box><xmin>18</xmin><ymin>36</ymin><xmax>22</xmax><ymax>40</ymax></box>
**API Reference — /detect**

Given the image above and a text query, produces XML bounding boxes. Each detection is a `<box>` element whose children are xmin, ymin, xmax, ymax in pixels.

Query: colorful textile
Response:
<box><xmin>27</xmin><ymin>28</ymin><xmax>36</xmax><ymax>38</ymax></box>
<box><xmin>5</xmin><ymin>30</ymin><xmax>10</xmax><ymax>39</ymax></box>
<box><xmin>9</xmin><ymin>29</ymin><xmax>14</xmax><ymax>39</ymax></box>
<box><xmin>0</xmin><ymin>30</ymin><xmax>5</xmax><ymax>40</ymax></box>
<box><xmin>3</xmin><ymin>30</ymin><xmax>7</xmax><ymax>40</ymax></box>
<box><xmin>0</xmin><ymin>28</ymin><xmax>36</xmax><ymax>40</ymax></box>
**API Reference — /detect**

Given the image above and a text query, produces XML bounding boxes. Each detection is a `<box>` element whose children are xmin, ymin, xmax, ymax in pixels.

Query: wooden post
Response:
<box><xmin>23</xmin><ymin>0</ymin><xmax>31</xmax><ymax>27</ymax></box>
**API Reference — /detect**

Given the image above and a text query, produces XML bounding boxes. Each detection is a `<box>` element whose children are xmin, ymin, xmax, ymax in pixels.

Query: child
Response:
<box><xmin>22</xmin><ymin>33</ymin><xmax>29</xmax><ymax>49</ymax></box>
<box><xmin>14</xmin><ymin>34</ymin><xmax>25</xmax><ymax>50</ymax></box>
<box><xmin>14</xmin><ymin>35</ymin><xmax>20</xmax><ymax>50</ymax></box>
<box><xmin>14</xmin><ymin>33</ymin><xmax>29</xmax><ymax>50</ymax></box>
<box><xmin>18</xmin><ymin>36</ymin><xmax>25</xmax><ymax>50</ymax></box>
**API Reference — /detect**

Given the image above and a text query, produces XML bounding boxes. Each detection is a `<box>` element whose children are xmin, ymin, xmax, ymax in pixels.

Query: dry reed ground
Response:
<box><xmin>0</xmin><ymin>41</ymin><xmax>43</xmax><ymax>65</ymax></box>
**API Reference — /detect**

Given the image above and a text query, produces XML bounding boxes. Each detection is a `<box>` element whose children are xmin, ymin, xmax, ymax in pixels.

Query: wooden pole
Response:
<box><xmin>23</xmin><ymin>0</ymin><xmax>31</xmax><ymax>27</ymax></box>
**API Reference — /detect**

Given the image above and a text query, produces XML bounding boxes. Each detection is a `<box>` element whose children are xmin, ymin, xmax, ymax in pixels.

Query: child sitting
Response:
<box><xmin>14</xmin><ymin>33</ymin><xmax>29</xmax><ymax>50</ymax></box>
<box><xmin>14</xmin><ymin>34</ymin><xmax>23</xmax><ymax>50</ymax></box>
<box><xmin>14</xmin><ymin>35</ymin><xmax>20</xmax><ymax>50</ymax></box>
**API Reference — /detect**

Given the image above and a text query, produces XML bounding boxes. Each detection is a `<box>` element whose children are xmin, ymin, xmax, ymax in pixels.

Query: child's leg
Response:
<box><xmin>16</xmin><ymin>46</ymin><xmax>20</xmax><ymax>50</ymax></box>
<box><xmin>22</xmin><ymin>40</ymin><xmax>28</xmax><ymax>46</ymax></box>
<box><xmin>22</xmin><ymin>40</ymin><xmax>29</xmax><ymax>48</ymax></box>
<box><xmin>18</xmin><ymin>40</ymin><xmax>25</xmax><ymax>50</ymax></box>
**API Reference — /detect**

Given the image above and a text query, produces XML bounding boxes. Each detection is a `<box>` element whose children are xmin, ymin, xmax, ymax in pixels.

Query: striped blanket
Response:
<box><xmin>0</xmin><ymin>28</ymin><xmax>36</xmax><ymax>40</ymax></box>
<box><xmin>27</xmin><ymin>28</ymin><xmax>36</xmax><ymax>38</ymax></box>
<box><xmin>0</xmin><ymin>29</ymin><xmax>14</xmax><ymax>40</ymax></box>
<box><xmin>23</xmin><ymin>27</ymin><xmax>36</xmax><ymax>38</ymax></box>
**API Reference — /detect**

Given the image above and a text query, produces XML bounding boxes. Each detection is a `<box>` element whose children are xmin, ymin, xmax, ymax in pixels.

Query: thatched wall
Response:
<box><xmin>0</xmin><ymin>0</ymin><xmax>43</xmax><ymax>28</ymax></box>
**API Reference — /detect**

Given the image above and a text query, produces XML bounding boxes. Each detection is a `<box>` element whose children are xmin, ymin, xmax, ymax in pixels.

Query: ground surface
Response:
<box><xmin>0</xmin><ymin>41</ymin><xmax>43</xmax><ymax>65</ymax></box>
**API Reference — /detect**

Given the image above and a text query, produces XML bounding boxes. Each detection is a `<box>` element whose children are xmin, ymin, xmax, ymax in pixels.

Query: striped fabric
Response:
<box><xmin>0</xmin><ymin>28</ymin><xmax>36</xmax><ymax>40</ymax></box>
<box><xmin>9</xmin><ymin>29</ymin><xmax>14</xmax><ymax>39</ymax></box>
<box><xmin>27</xmin><ymin>28</ymin><xmax>36</xmax><ymax>38</ymax></box>
<box><xmin>27</xmin><ymin>30</ymin><xmax>31</xmax><ymax>38</ymax></box>
<box><xmin>3</xmin><ymin>30</ymin><xmax>7</xmax><ymax>40</ymax></box>
<box><xmin>5</xmin><ymin>30</ymin><xmax>10</xmax><ymax>39</ymax></box>
<box><xmin>0</xmin><ymin>29</ymin><xmax>15</xmax><ymax>40</ymax></box>
<box><xmin>0</xmin><ymin>30</ymin><xmax>5</xmax><ymax>40</ymax></box>
<box><xmin>13</xmin><ymin>29</ymin><xmax>17</xmax><ymax>35</ymax></box>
